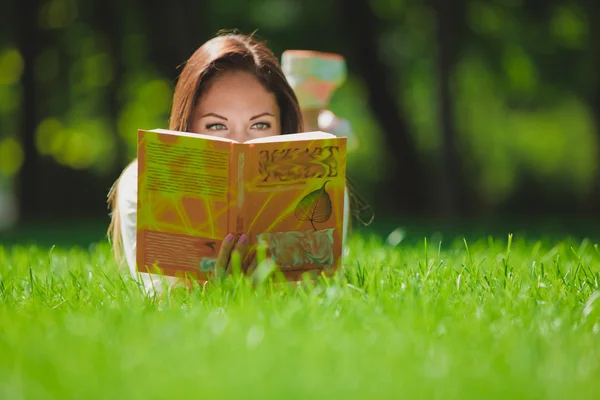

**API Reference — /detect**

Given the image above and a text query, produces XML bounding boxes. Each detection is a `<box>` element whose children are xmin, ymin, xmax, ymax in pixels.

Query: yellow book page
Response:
<box><xmin>136</xmin><ymin>129</ymin><xmax>234</xmax><ymax>280</ymax></box>
<box><xmin>241</xmin><ymin>136</ymin><xmax>347</xmax><ymax>280</ymax></box>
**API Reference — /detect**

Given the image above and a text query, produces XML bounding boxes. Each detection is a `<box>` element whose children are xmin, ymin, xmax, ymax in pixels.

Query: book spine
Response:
<box><xmin>237</xmin><ymin>150</ymin><xmax>245</xmax><ymax>233</ymax></box>
<box><xmin>228</xmin><ymin>143</ymin><xmax>245</xmax><ymax>236</ymax></box>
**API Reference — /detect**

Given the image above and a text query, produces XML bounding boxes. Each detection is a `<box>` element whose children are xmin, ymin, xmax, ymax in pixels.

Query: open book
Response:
<box><xmin>136</xmin><ymin>128</ymin><xmax>347</xmax><ymax>281</ymax></box>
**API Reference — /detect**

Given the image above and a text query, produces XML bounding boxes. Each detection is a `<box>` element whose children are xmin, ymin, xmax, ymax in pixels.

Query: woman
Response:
<box><xmin>107</xmin><ymin>32</ymin><xmax>350</xmax><ymax>292</ymax></box>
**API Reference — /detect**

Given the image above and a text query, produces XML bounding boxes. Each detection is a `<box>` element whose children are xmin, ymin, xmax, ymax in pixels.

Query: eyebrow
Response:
<box><xmin>250</xmin><ymin>112</ymin><xmax>274</xmax><ymax>120</ymax></box>
<box><xmin>200</xmin><ymin>113</ymin><xmax>228</xmax><ymax>121</ymax></box>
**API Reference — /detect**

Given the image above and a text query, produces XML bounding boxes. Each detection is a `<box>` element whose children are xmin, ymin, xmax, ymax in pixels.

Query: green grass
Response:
<box><xmin>1</xmin><ymin>233</ymin><xmax>600</xmax><ymax>399</ymax></box>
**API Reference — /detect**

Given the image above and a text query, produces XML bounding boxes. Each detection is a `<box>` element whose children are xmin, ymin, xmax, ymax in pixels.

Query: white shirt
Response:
<box><xmin>116</xmin><ymin>159</ymin><xmax>350</xmax><ymax>294</ymax></box>
<box><xmin>116</xmin><ymin>160</ymin><xmax>180</xmax><ymax>294</ymax></box>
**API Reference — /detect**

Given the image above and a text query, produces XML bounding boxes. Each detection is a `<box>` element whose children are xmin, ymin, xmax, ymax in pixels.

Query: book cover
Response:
<box><xmin>136</xmin><ymin>128</ymin><xmax>347</xmax><ymax>282</ymax></box>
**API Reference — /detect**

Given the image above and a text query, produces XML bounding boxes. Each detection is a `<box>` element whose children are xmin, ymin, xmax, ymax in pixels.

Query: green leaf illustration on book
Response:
<box><xmin>294</xmin><ymin>180</ymin><xmax>332</xmax><ymax>230</ymax></box>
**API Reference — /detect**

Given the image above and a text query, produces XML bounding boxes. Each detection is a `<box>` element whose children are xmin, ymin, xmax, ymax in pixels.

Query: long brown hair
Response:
<box><xmin>107</xmin><ymin>32</ymin><xmax>304</xmax><ymax>261</ymax></box>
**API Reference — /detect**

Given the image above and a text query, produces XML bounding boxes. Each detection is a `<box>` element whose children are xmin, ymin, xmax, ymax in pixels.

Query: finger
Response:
<box><xmin>239</xmin><ymin>247</ymin><xmax>255</xmax><ymax>275</ymax></box>
<box><xmin>247</xmin><ymin>241</ymin><xmax>269</xmax><ymax>275</ymax></box>
<box><xmin>246</xmin><ymin>253</ymin><xmax>258</xmax><ymax>275</ymax></box>
<box><xmin>214</xmin><ymin>233</ymin><xmax>235</xmax><ymax>277</ymax></box>
<box><xmin>242</xmin><ymin>247</ymin><xmax>256</xmax><ymax>274</ymax></box>
<box><xmin>227</xmin><ymin>234</ymin><xmax>250</xmax><ymax>274</ymax></box>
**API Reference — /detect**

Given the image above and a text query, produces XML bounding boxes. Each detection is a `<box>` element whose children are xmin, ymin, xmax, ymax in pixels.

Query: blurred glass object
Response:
<box><xmin>281</xmin><ymin>50</ymin><xmax>359</xmax><ymax>151</ymax></box>
<box><xmin>282</xmin><ymin>50</ymin><xmax>346</xmax><ymax>110</ymax></box>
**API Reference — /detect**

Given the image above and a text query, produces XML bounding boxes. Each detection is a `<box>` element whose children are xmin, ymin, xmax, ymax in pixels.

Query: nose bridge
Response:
<box><xmin>229</xmin><ymin>124</ymin><xmax>247</xmax><ymax>142</ymax></box>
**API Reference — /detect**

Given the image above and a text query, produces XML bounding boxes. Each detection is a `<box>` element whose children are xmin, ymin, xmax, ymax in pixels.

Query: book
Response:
<box><xmin>135</xmin><ymin>128</ymin><xmax>347</xmax><ymax>282</ymax></box>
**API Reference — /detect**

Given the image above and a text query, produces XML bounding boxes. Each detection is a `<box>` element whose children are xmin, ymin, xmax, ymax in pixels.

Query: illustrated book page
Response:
<box><xmin>136</xmin><ymin>128</ymin><xmax>346</xmax><ymax>281</ymax></box>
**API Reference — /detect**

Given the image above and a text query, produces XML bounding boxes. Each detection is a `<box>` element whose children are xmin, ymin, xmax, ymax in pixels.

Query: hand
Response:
<box><xmin>214</xmin><ymin>233</ymin><xmax>255</xmax><ymax>277</ymax></box>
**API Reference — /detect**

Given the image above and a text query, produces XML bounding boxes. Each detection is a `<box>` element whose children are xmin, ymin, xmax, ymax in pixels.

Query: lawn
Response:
<box><xmin>0</xmin><ymin>228</ymin><xmax>599</xmax><ymax>398</ymax></box>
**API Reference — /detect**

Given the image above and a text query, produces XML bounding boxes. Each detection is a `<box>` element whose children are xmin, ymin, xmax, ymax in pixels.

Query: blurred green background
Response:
<box><xmin>1</xmin><ymin>0</ymin><xmax>599</xmax><ymax>244</ymax></box>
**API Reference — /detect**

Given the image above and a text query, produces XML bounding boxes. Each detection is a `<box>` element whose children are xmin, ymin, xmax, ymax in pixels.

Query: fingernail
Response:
<box><xmin>238</xmin><ymin>234</ymin><xmax>248</xmax><ymax>244</ymax></box>
<box><xmin>224</xmin><ymin>233</ymin><xmax>234</xmax><ymax>243</ymax></box>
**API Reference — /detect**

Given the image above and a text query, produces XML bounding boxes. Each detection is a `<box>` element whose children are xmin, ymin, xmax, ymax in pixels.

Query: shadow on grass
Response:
<box><xmin>1</xmin><ymin>216</ymin><xmax>600</xmax><ymax>249</ymax></box>
<box><xmin>358</xmin><ymin>216</ymin><xmax>600</xmax><ymax>248</ymax></box>
<box><xmin>0</xmin><ymin>218</ymin><xmax>110</xmax><ymax>248</ymax></box>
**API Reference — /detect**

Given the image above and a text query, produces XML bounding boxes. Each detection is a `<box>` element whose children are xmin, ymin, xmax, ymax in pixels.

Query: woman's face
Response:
<box><xmin>190</xmin><ymin>70</ymin><xmax>282</xmax><ymax>142</ymax></box>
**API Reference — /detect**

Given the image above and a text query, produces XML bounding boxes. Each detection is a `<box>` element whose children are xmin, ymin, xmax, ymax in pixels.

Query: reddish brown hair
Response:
<box><xmin>107</xmin><ymin>32</ymin><xmax>304</xmax><ymax>260</ymax></box>
<box><xmin>169</xmin><ymin>33</ymin><xmax>303</xmax><ymax>134</ymax></box>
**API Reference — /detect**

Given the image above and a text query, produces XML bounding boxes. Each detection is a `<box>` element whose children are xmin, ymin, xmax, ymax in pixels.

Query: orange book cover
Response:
<box><xmin>136</xmin><ymin>128</ymin><xmax>347</xmax><ymax>282</ymax></box>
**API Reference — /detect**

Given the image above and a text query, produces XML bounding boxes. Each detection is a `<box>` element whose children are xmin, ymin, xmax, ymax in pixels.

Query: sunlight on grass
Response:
<box><xmin>0</xmin><ymin>234</ymin><xmax>599</xmax><ymax>398</ymax></box>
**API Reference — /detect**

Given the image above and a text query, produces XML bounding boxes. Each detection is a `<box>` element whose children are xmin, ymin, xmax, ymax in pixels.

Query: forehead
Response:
<box><xmin>195</xmin><ymin>70</ymin><xmax>279</xmax><ymax>115</ymax></box>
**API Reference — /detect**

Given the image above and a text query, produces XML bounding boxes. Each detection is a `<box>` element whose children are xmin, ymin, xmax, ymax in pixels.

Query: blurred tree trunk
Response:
<box><xmin>432</xmin><ymin>0</ymin><xmax>463</xmax><ymax>218</ymax></box>
<box><xmin>583</xmin><ymin>0</ymin><xmax>600</xmax><ymax>214</ymax></box>
<box><xmin>16</xmin><ymin>0</ymin><xmax>40</xmax><ymax>220</ymax></box>
<box><xmin>140</xmin><ymin>0</ymin><xmax>210</xmax><ymax>81</ymax></box>
<box><xmin>338</xmin><ymin>0</ymin><xmax>427</xmax><ymax>215</ymax></box>
<box><xmin>93</xmin><ymin>0</ymin><xmax>128</xmax><ymax>172</ymax></box>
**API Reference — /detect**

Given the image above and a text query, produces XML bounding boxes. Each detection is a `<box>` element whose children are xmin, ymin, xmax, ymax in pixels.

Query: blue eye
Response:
<box><xmin>206</xmin><ymin>123</ymin><xmax>227</xmax><ymax>131</ymax></box>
